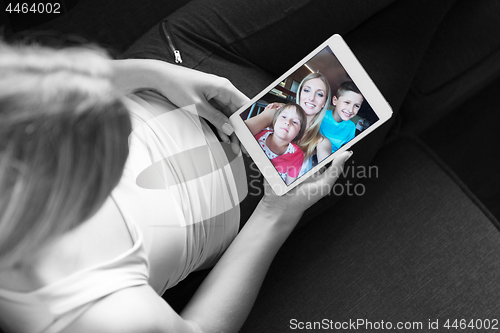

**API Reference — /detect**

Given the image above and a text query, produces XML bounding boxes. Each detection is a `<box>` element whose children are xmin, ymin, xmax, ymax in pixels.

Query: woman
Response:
<box><xmin>245</xmin><ymin>72</ymin><xmax>333</xmax><ymax>177</ymax></box>
<box><xmin>0</xmin><ymin>42</ymin><xmax>351</xmax><ymax>332</ymax></box>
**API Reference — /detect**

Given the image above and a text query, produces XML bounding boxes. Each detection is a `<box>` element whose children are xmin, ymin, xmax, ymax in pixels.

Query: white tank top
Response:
<box><xmin>0</xmin><ymin>91</ymin><xmax>248</xmax><ymax>332</ymax></box>
<box><xmin>114</xmin><ymin>90</ymin><xmax>248</xmax><ymax>294</ymax></box>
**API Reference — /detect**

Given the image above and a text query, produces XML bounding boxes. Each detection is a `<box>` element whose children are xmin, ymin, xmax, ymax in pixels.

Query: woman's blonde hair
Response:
<box><xmin>0</xmin><ymin>42</ymin><xmax>131</xmax><ymax>267</ymax></box>
<box><xmin>295</xmin><ymin>72</ymin><xmax>331</xmax><ymax>162</ymax></box>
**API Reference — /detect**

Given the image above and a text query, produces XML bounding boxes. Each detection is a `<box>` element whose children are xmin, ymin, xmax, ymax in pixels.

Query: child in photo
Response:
<box><xmin>246</xmin><ymin>103</ymin><xmax>306</xmax><ymax>185</ymax></box>
<box><xmin>320</xmin><ymin>81</ymin><xmax>364</xmax><ymax>152</ymax></box>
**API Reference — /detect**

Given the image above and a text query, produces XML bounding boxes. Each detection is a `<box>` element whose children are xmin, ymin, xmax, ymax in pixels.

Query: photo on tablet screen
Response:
<box><xmin>239</xmin><ymin>45</ymin><xmax>380</xmax><ymax>186</ymax></box>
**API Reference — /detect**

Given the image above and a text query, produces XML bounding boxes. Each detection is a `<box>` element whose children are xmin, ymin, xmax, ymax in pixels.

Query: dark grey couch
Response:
<box><xmin>4</xmin><ymin>0</ymin><xmax>500</xmax><ymax>331</ymax></box>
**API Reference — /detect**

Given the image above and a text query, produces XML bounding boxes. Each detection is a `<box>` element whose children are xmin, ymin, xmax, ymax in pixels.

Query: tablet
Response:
<box><xmin>229</xmin><ymin>34</ymin><xmax>392</xmax><ymax>195</ymax></box>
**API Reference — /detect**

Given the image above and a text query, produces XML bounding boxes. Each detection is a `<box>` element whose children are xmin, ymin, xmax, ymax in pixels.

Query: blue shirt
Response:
<box><xmin>320</xmin><ymin>110</ymin><xmax>356</xmax><ymax>153</ymax></box>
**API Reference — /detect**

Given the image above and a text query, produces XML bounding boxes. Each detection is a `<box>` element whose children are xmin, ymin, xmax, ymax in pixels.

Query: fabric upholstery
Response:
<box><xmin>401</xmin><ymin>1</ymin><xmax>500</xmax><ymax>133</ymax></box>
<box><xmin>241</xmin><ymin>136</ymin><xmax>500</xmax><ymax>332</ymax></box>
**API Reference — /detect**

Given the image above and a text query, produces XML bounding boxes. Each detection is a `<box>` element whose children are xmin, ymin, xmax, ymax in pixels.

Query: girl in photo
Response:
<box><xmin>246</xmin><ymin>103</ymin><xmax>307</xmax><ymax>185</ymax></box>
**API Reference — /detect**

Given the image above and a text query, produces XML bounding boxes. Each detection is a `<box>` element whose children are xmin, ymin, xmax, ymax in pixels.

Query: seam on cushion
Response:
<box><xmin>398</xmin><ymin>133</ymin><xmax>500</xmax><ymax>233</ymax></box>
<box><xmin>192</xmin><ymin>44</ymin><xmax>246</xmax><ymax>72</ymax></box>
<box><xmin>224</xmin><ymin>0</ymin><xmax>313</xmax><ymax>48</ymax></box>
<box><xmin>222</xmin><ymin>0</ymin><xmax>398</xmax><ymax>50</ymax></box>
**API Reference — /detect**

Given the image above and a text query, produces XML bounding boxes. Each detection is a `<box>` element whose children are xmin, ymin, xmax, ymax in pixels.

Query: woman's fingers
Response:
<box><xmin>200</xmin><ymin>101</ymin><xmax>235</xmax><ymax>135</ymax></box>
<box><xmin>261</xmin><ymin>151</ymin><xmax>354</xmax><ymax>215</ymax></box>
<box><xmin>200</xmin><ymin>78</ymin><xmax>248</xmax><ymax>153</ymax></box>
<box><xmin>241</xmin><ymin>144</ymin><xmax>249</xmax><ymax>156</ymax></box>
<box><xmin>313</xmin><ymin>151</ymin><xmax>353</xmax><ymax>189</ymax></box>
<box><xmin>216</xmin><ymin>129</ymin><xmax>241</xmax><ymax>155</ymax></box>
<box><xmin>229</xmin><ymin>133</ymin><xmax>241</xmax><ymax>155</ymax></box>
<box><xmin>199</xmin><ymin>77</ymin><xmax>250</xmax><ymax>137</ymax></box>
<box><xmin>217</xmin><ymin>129</ymin><xmax>231</xmax><ymax>144</ymax></box>
<box><xmin>289</xmin><ymin>151</ymin><xmax>353</xmax><ymax>206</ymax></box>
<box><xmin>264</xmin><ymin>102</ymin><xmax>283</xmax><ymax>111</ymax></box>
<box><xmin>208</xmin><ymin>77</ymin><xmax>250</xmax><ymax>115</ymax></box>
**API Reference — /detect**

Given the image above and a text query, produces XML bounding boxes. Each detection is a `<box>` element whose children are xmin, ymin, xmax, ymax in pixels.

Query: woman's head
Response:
<box><xmin>271</xmin><ymin>102</ymin><xmax>307</xmax><ymax>143</ymax></box>
<box><xmin>295</xmin><ymin>72</ymin><xmax>331</xmax><ymax>162</ymax></box>
<box><xmin>0</xmin><ymin>42</ymin><xmax>131</xmax><ymax>267</ymax></box>
<box><xmin>296</xmin><ymin>72</ymin><xmax>331</xmax><ymax>120</ymax></box>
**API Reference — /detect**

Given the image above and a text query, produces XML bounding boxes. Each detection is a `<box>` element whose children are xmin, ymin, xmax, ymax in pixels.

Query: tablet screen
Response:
<box><xmin>230</xmin><ymin>34</ymin><xmax>392</xmax><ymax>195</ymax></box>
<box><xmin>239</xmin><ymin>45</ymin><xmax>380</xmax><ymax>186</ymax></box>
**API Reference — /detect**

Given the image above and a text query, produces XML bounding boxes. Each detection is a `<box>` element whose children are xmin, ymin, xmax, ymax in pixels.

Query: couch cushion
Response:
<box><xmin>401</xmin><ymin>1</ymin><xmax>500</xmax><ymax>133</ymax></box>
<box><xmin>241</xmin><ymin>136</ymin><xmax>500</xmax><ymax>332</ymax></box>
<box><xmin>125</xmin><ymin>0</ymin><xmax>454</xmax><ymax>115</ymax></box>
<box><xmin>420</xmin><ymin>76</ymin><xmax>500</xmax><ymax>224</ymax></box>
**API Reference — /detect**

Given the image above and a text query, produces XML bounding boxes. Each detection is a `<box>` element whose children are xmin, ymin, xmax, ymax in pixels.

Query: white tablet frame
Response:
<box><xmin>230</xmin><ymin>34</ymin><xmax>393</xmax><ymax>196</ymax></box>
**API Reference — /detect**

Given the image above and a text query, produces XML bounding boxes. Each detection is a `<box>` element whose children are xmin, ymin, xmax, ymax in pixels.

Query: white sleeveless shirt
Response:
<box><xmin>116</xmin><ymin>91</ymin><xmax>247</xmax><ymax>294</ymax></box>
<box><xmin>0</xmin><ymin>91</ymin><xmax>248</xmax><ymax>332</ymax></box>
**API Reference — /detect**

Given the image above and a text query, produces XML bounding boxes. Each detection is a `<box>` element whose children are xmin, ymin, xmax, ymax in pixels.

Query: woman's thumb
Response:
<box><xmin>204</xmin><ymin>101</ymin><xmax>234</xmax><ymax>135</ymax></box>
<box><xmin>322</xmin><ymin>150</ymin><xmax>353</xmax><ymax>185</ymax></box>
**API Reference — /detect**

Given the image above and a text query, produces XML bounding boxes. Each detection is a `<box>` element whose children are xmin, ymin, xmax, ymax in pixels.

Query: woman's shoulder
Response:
<box><xmin>62</xmin><ymin>285</ymin><xmax>199</xmax><ymax>333</ymax></box>
<box><xmin>317</xmin><ymin>135</ymin><xmax>332</xmax><ymax>153</ymax></box>
<box><xmin>0</xmin><ymin>196</ymin><xmax>135</xmax><ymax>292</ymax></box>
<box><xmin>317</xmin><ymin>134</ymin><xmax>329</xmax><ymax>145</ymax></box>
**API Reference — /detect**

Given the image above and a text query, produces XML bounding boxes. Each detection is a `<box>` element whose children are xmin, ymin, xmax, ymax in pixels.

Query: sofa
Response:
<box><xmin>4</xmin><ymin>0</ymin><xmax>500</xmax><ymax>331</ymax></box>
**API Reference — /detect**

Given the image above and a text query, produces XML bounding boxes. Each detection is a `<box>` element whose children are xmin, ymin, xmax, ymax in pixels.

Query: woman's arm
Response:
<box><xmin>67</xmin><ymin>151</ymin><xmax>352</xmax><ymax>333</ymax></box>
<box><xmin>180</xmin><ymin>150</ymin><xmax>352</xmax><ymax>332</ymax></box>
<box><xmin>316</xmin><ymin>137</ymin><xmax>332</xmax><ymax>163</ymax></box>
<box><xmin>111</xmin><ymin>59</ymin><xmax>249</xmax><ymax>153</ymax></box>
<box><xmin>244</xmin><ymin>103</ymin><xmax>282</xmax><ymax>136</ymax></box>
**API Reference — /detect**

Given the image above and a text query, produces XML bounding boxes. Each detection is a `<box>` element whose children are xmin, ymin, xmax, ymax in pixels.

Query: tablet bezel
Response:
<box><xmin>230</xmin><ymin>34</ymin><xmax>392</xmax><ymax>196</ymax></box>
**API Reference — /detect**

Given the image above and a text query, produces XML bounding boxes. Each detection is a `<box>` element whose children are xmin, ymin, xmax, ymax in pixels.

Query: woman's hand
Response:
<box><xmin>259</xmin><ymin>150</ymin><xmax>353</xmax><ymax>222</ymax></box>
<box><xmin>264</xmin><ymin>102</ymin><xmax>284</xmax><ymax>111</ymax></box>
<box><xmin>112</xmin><ymin>59</ymin><xmax>249</xmax><ymax>154</ymax></box>
<box><xmin>153</xmin><ymin>65</ymin><xmax>249</xmax><ymax>154</ymax></box>
<box><xmin>244</xmin><ymin>102</ymin><xmax>283</xmax><ymax>136</ymax></box>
